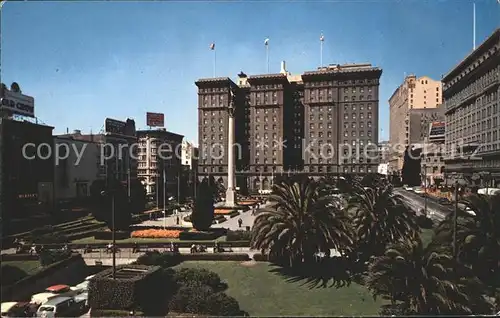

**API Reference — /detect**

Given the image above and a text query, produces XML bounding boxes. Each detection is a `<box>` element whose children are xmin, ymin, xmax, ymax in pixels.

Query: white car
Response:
<box><xmin>404</xmin><ymin>186</ymin><xmax>413</xmax><ymax>191</ymax></box>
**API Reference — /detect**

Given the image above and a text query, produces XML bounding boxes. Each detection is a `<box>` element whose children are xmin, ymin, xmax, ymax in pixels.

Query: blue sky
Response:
<box><xmin>1</xmin><ymin>0</ymin><xmax>499</xmax><ymax>143</ymax></box>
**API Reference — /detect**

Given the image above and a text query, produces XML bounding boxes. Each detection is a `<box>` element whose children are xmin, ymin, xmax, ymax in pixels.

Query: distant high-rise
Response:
<box><xmin>196</xmin><ymin>62</ymin><xmax>382</xmax><ymax>193</ymax></box>
<box><xmin>389</xmin><ymin>75</ymin><xmax>443</xmax><ymax>174</ymax></box>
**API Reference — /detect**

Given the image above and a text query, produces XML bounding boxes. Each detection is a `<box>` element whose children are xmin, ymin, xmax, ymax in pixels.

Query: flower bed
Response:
<box><xmin>214</xmin><ymin>209</ymin><xmax>236</xmax><ymax>215</ymax></box>
<box><xmin>131</xmin><ymin>229</ymin><xmax>183</xmax><ymax>239</ymax></box>
<box><xmin>237</xmin><ymin>200</ymin><xmax>259</xmax><ymax>206</ymax></box>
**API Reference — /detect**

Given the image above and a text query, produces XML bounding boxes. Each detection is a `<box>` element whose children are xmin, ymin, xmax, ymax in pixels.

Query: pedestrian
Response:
<box><xmin>238</xmin><ymin>218</ymin><xmax>243</xmax><ymax>228</ymax></box>
<box><xmin>176</xmin><ymin>216</ymin><xmax>180</xmax><ymax>225</ymax></box>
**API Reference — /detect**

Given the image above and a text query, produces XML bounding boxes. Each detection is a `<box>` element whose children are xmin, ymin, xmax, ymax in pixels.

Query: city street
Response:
<box><xmin>395</xmin><ymin>188</ymin><xmax>451</xmax><ymax>221</ymax></box>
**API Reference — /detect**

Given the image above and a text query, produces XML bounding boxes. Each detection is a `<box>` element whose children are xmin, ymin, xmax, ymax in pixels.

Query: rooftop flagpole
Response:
<box><xmin>473</xmin><ymin>2</ymin><xmax>476</xmax><ymax>50</ymax></box>
<box><xmin>320</xmin><ymin>33</ymin><xmax>325</xmax><ymax>67</ymax></box>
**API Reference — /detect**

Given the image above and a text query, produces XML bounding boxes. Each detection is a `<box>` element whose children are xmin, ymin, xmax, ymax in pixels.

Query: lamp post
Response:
<box><xmin>101</xmin><ymin>190</ymin><xmax>116</xmax><ymax>279</ymax></box>
<box><xmin>423</xmin><ymin>163</ymin><xmax>428</xmax><ymax>217</ymax></box>
<box><xmin>453</xmin><ymin>178</ymin><xmax>459</xmax><ymax>261</ymax></box>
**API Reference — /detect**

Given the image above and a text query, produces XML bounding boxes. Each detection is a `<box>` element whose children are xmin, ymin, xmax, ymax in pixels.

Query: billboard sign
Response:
<box><xmin>146</xmin><ymin>112</ymin><xmax>164</xmax><ymax>127</ymax></box>
<box><xmin>105</xmin><ymin>118</ymin><xmax>136</xmax><ymax>137</ymax></box>
<box><xmin>0</xmin><ymin>90</ymin><xmax>35</xmax><ymax>117</ymax></box>
<box><xmin>429</xmin><ymin>121</ymin><xmax>445</xmax><ymax>136</ymax></box>
<box><xmin>105</xmin><ymin>118</ymin><xmax>126</xmax><ymax>135</ymax></box>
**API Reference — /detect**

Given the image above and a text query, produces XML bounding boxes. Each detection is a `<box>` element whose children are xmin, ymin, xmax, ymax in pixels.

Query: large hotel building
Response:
<box><xmin>196</xmin><ymin>62</ymin><xmax>382</xmax><ymax>192</ymax></box>
<box><xmin>444</xmin><ymin>28</ymin><xmax>500</xmax><ymax>186</ymax></box>
<box><xmin>388</xmin><ymin>75</ymin><xmax>443</xmax><ymax>174</ymax></box>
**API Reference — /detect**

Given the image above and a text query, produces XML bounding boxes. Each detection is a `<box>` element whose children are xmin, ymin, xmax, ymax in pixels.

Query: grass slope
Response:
<box><xmin>174</xmin><ymin>261</ymin><xmax>386</xmax><ymax>316</ymax></box>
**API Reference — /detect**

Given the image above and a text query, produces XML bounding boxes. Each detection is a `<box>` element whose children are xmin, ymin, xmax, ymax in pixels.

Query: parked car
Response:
<box><xmin>2</xmin><ymin>302</ymin><xmax>38</xmax><ymax>317</ymax></box>
<box><xmin>404</xmin><ymin>186</ymin><xmax>413</xmax><ymax>191</ymax></box>
<box><xmin>36</xmin><ymin>297</ymin><xmax>79</xmax><ymax>318</ymax></box>
<box><xmin>31</xmin><ymin>285</ymin><xmax>78</xmax><ymax>305</ymax></box>
<box><xmin>438</xmin><ymin>197</ymin><xmax>451</xmax><ymax>205</ymax></box>
<box><xmin>74</xmin><ymin>292</ymin><xmax>88</xmax><ymax>310</ymax></box>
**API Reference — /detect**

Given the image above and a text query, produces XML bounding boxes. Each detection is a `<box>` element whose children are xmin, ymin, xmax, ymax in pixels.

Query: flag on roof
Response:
<box><xmin>209</xmin><ymin>43</ymin><xmax>215</xmax><ymax>50</ymax></box>
<box><xmin>264</xmin><ymin>38</ymin><xmax>269</xmax><ymax>46</ymax></box>
<box><xmin>320</xmin><ymin>34</ymin><xmax>325</xmax><ymax>42</ymax></box>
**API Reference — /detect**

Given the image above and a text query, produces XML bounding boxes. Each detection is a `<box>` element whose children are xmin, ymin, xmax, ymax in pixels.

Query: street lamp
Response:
<box><xmin>422</xmin><ymin>163</ymin><xmax>428</xmax><ymax>217</ymax></box>
<box><xmin>101</xmin><ymin>190</ymin><xmax>116</xmax><ymax>279</ymax></box>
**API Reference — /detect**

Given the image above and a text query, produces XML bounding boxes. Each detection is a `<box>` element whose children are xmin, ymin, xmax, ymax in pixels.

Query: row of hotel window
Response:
<box><xmin>199</xmin><ymin>166</ymin><xmax>374</xmax><ymax>174</ymax></box>
<box><xmin>448</xmin><ymin>92</ymin><xmax>499</xmax><ymax>120</ymax></box>
<box><xmin>445</xmin><ymin>68</ymin><xmax>499</xmax><ymax>108</ymax></box>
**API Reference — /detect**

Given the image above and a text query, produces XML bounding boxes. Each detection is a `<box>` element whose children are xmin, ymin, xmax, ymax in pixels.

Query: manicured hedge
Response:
<box><xmin>179</xmin><ymin>231</ymin><xmax>222</xmax><ymax>241</ymax></box>
<box><xmin>88</xmin><ymin>264</ymin><xmax>164</xmax><ymax>314</ymax></box>
<box><xmin>39</xmin><ymin>250</ymin><xmax>72</xmax><ymax>266</ymax></box>
<box><xmin>90</xmin><ymin>309</ymin><xmax>145</xmax><ymax>317</ymax></box>
<box><xmin>135</xmin><ymin>251</ymin><xmax>182</xmax><ymax>268</ymax></box>
<box><xmin>181</xmin><ymin>253</ymin><xmax>250</xmax><ymax>261</ymax></box>
<box><xmin>228</xmin><ymin>211</ymin><xmax>240</xmax><ymax>218</ymax></box>
<box><xmin>0</xmin><ymin>254</ymin><xmax>39</xmax><ymax>261</ymax></box>
<box><xmin>94</xmin><ymin>230</ymin><xmax>131</xmax><ymax>240</ymax></box>
<box><xmin>226</xmin><ymin>230</ymin><xmax>252</xmax><ymax>241</ymax></box>
<box><xmin>1</xmin><ymin>265</ymin><xmax>29</xmax><ymax>285</ymax></box>
<box><xmin>253</xmin><ymin>253</ymin><xmax>268</xmax><ymax>261</ymax></box>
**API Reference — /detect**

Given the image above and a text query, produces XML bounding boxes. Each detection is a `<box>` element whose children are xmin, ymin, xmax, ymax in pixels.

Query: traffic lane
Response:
<box><xmin>395</xmin><ymin>189</ymin><xmax>450</xmax><ymax>220</ymax></box>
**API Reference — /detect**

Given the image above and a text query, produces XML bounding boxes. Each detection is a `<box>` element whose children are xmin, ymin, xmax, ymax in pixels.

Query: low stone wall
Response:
<box><xmin>1</xmin><ymin>253</ymin><xmax>88</xmax><ymax>301</ymax></box>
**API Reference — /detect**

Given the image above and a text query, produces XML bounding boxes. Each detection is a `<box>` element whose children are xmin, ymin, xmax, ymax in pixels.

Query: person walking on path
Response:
<box><xmin>238</xmin><ymin>218</ymin><xmax>243</xmax><ymax>228</ymax></box>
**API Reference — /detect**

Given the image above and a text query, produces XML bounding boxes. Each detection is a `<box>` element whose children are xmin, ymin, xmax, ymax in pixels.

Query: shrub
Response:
<box><xmin>131</xmin><ymin>229</ymin><xmax>182</xmax><ymax>239</ymax></box>
<box><xmin>206</xmin><ymin>292</ymin><xmax>241</xmax><ymax>316</ymax></box>
<box><xmin>135</xmin><ymin>251</ymin><xmax>182</xmax><ymax>268</ymax></box>
<box><xmin>178</xmin><ymin>231</ymin><xmax>221</xmax><ymax>241</ymax></box>
<box><xmin>226</xmin><ymin>230</ymin><xmax>251</xmax><ymax>241</ymax></box>
<box><xmin>1</xmin><ymin>265</ymin><xmax>28</xmax><ymax>285</ymax></box>
<box><xmin>191</xmin><ymin>181</ymin><xmax>214</xmax><ymax>231</ymax></box>
<box><xmin>39</xmin><ymin>249</ymin><xmax>72</xmax><ymax>267</ymax></box>
<box><xmin>88</xmin><ymin>265</ymin><xmax>164</xmax><ymax>314</ymax></box>
<box><xmin>173</xmin><ymin>268</ymin><xmax>222</xmax><ymax>290</ymax></box>
<box><xmin>168</xmin><ymin>284</ymin><xmax>213</xmax><ymax>314</ymax></box>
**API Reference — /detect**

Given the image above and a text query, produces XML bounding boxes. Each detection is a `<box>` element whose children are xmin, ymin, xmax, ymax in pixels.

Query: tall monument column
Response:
<box><xmin>225</xmin><ymin>88</ymin><xmax>236</xmax><ymax>207</ymax></box>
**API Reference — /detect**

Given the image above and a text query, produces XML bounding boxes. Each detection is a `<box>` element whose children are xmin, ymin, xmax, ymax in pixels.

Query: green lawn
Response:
<box><xmin>2</xmin><ymin>260</ymin><xmax>42</xmax><ymax>274</ymax></box>
<box><xmin>174</xmin><ymin>261</ymin><xmax>387</xmax><ymax>316</ymax></box>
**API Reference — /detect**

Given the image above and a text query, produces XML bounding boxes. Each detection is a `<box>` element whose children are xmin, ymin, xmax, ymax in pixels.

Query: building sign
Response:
<box><xmin>429</xmin><ymin>121</ymin><xmax>445</xmax><ymax>136</ymax></box>
<box><xmin>105</xmin><ymin>118</ymin><xmax>126</xmax><ymax>135</ymax></box>
<box><xmin>146</xmin><ymin>112</ymin><xmax>164</xmax><ymax>127</ymax></box>
<box><xmin>105</xmin><ymin>118</ymin><xmax>136</xmax><ymax>137</ymax></box>
<box><xmin>0</xmin><ymin>90</ymin><xmax>35</xmax><ymax>117</ymax></box>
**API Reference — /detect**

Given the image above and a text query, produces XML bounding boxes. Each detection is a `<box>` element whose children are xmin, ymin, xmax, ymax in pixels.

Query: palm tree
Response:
<box><xmin>433</xmin><ymin>193</ymin><xmax>500</xmax><ymax>289</ymax></box>
<box><xmin>348</xmin><ymin>183</ymin><xmax>419</xmax><ymax>262</ymax></box>
<box><xmin>250</xmin><ymin>179</ymin><xmax>354</xmax><ymax>266</ymax></box>
<box><xmin>367</xmin><ymin>238</ymin><xmax>493</xmax><ymax>315</ymax></box>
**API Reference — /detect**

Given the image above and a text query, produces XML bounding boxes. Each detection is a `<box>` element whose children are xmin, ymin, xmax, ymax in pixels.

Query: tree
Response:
<box><xmin>128</xmin><ymin>179</ymin><xmax>147</xmax><ymax>214</ymax></box>
<box><xmin>250</xmin><ymin>179</ymin><xmax>354</xmax><ymax>266</ymax></box>
<box><xmin>89</xmin><ymin>178</ymin><xmax>131</xmax><ymax>231</ymax></box>
<box><xmin>191</xmin><ymin>180</ymin><xmax>214</xmax><ymax>231</ymax></box>
<box><xmin>433</xmin><ymin>193</ymin><xmax>500</xmax><ymax>290</ymax></box>
<box><xmin>401</xmin><ymin>146</ymin><xmax>421</xmax><ymax>186</ymax></box>
<box><xmin>348</xmin><ymin>183</ymin><xmax>419</xmax><ymax>263</ymax></box>
<box><xmin>366</xmin><ymin>237</ymin><xmax>493</xmax><ymax>315</ymax></box>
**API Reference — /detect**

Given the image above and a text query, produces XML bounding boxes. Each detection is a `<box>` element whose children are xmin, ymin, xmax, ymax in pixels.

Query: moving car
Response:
<box><xmin>404</xmin><ymin>186</ymin><xmax>413</xmax><ymax>191</ymax></box>
<box><xmin>438</xmin><ymin>197</ymin><xmax>451</xmax><ymax>205</ymax></box>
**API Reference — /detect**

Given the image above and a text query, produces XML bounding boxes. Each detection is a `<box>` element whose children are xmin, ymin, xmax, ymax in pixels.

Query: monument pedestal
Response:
<box><xmin>225</xmin><ymin>187</ymin><xmax>237</xmax><ymax>207</ymax></box>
